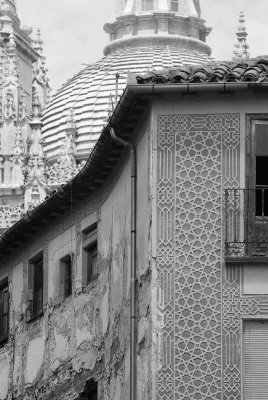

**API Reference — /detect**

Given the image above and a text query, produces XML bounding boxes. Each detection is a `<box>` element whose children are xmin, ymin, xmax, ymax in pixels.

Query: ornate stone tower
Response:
<box><xmin>233</xmin><ymin>12</ymin><xmax>250</xmax><ymax>60</ymax></box>
<box><xmin>42</xmin><ymin>0</ymin><xmax>212</xmax><ymax>162</ymax></box>
<box><xmin>0</xmin><ymin>0</ymin><xmax>50</xmax><ymax>232</ymax></box>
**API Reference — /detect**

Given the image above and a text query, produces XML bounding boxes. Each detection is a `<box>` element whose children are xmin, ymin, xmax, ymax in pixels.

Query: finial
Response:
<box><xmin>233</xmin><ymin>11</ymin><xmax>250</xmax><ymax>60</ymax></box>
<box><xmin>34</xmin><ymin>28</ymin><xmax>43</xmax><ymax>54</ymax></box>
<box><xmin>32</xmin><ymin>89</ymin><xmax>42</xmax><ymax>119</ymax></box>
<box><xmin>66</xmin><ymin>108</ymin><xmax>76</xmax><ymax>130</ymax></box>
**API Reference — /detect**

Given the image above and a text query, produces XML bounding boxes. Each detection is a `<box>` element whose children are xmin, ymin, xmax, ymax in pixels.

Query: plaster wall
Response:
<box><xmin>0</xmin><ymin>356</ymin><xmax>9</xmax><ymax>400</ymax></box>
<box><xmin>0</xmin><ymin>119</ymin><xmax>152</xmax><ymax>399</ymax></box>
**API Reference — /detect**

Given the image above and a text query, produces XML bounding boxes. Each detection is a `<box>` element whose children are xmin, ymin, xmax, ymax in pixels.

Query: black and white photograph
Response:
<box><xmin>0</xmin><ymin>0</ymin><xmax>268</xmax><ymax>399</ymax></box>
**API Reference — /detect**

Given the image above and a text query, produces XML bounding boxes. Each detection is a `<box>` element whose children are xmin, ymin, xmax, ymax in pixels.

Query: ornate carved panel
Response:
<box><xmin>156</xmin><ymin>114</ymin><xmax>240</xmax><ymax>400</ymax></box>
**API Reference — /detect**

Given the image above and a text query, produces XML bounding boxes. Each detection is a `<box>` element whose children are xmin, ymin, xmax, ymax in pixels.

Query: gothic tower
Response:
<box><xmin>0</xmin><ymin>0</ymin><xmax>50</xmax><ymax>232</ymax></box>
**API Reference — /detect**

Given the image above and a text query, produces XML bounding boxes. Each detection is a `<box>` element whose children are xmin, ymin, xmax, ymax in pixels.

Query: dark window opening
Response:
<box><xmin>79</xmin><ymin>379</ymin><xmax>98</xmax><ymax>400</ymax></box>
<box><xmin>85</xmin><ymin>242</ymin><xmax>98</xmax><ymax>283</ymax></box>
<box><xmin>255</xmin><ymin>123</ymin><xmax>268</xmax><ymax>216</ymax></box>
<box><xmin>0</xmin><ymin>279</ymin><xmax>9</xmax><ymax>343</ymax></box>
<box><xmin>28</xmin><ymin>254</ymin><xmax>43</xmax><ymax>320</ymax></box>
<box><xmin>83</xmin><ymin>224</ymin><xmax>98</xmax><ymax>285</ymax></box>
<box><xmin>60</xmin><ymin>254</ymin><xmax>72</xmax><ymax>298</ymax></box>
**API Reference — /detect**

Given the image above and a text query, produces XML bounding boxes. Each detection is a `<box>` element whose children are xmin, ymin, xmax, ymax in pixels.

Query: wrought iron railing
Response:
<box><xmin>225</xmin><ymin>187</ymin><xmax>268</xmax><ymax>257</ymax></box>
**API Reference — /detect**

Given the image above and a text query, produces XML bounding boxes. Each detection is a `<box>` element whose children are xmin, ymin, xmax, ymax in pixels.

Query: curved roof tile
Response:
<box><xmin>136</xmin><ymin>57</ymin><xmax>268</xmax><ymax>85</ymax></box>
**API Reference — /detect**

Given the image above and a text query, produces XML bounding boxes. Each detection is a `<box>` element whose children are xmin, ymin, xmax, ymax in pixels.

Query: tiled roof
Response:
<box><xmin>136</xmin><ymin>58</ymin><xmax>268</xmax><ymax>84</ymax></box>
<box><xmin>42</xmin><ymin>45</ymin><xmax>212</xmax><ymax>161</ymax></box>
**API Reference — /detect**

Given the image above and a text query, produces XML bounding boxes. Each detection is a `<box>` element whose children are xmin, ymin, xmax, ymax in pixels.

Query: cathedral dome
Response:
<box><xmin>42</xmin><ymin>0</ymin><xmax>212</xmax><ymax>161</ymax></box>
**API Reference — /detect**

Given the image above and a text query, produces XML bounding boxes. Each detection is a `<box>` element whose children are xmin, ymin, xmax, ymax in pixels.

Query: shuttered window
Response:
<box><xmin>244</xmin><ymin>321</ymin><xmax>268</xmax><ymax>400</ymax></box>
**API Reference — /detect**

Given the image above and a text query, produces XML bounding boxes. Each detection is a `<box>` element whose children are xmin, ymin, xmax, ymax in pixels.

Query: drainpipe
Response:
<box><xmin>110</xmin><ymin>127</ymin><xmax>137</xmax><ymax>400</ymax></box>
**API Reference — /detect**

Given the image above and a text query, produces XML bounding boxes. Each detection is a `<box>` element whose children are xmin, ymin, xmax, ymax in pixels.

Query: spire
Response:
<box><xmin>233</xmin><ymin>12</ymin><xmax>250</xmax><ymax>60</ymax></box>
<box><xmin>104</xmin><ymin>0</ymin><xmax>211</xmax><ymax>57</ymax></box>
<box><xmin>32</xmin><ymin>29</ymin><xmax>51</xmax><ymax>107</ymax></box>
<box><xmin>46</xmin><ymin>109</ymin><xmax>82</xmax><ymax>190</ymax></box>
<box><xmin>33</xmin><ymin>28</ymin><xmax>43</xmax><ymax>54</ymax></box>
<box><xmin>24</xmin><ymin>90</ymin><xmax>47</xmax><ymax>211</ymax></box>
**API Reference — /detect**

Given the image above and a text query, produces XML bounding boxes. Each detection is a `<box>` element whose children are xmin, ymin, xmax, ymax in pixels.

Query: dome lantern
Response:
<box><xmin>104</xmin><ymin>0</ymin><xmax>210</xmax><ymax>56</ymax></box>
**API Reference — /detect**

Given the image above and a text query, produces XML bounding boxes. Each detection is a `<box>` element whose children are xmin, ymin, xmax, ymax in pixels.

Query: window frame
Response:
<box><xmin>28</xmin><ymin>253</ymin><xmax>44</xmax><ymax>321</ymax></box>
<box><xmin>246</xmin><ymin>116</ymin><xmax>268</xmax><ymax>215</ymax></box>
<box><xmin>170</xmin><ymin>0</ymin><xmax>178</xmax><ymax>12</ymax></box>
<box><xmin>242</xmin><ymin>318</ymin><xmax>268</xmax><ymax>399</ymax></box>
<box><xmin>0</xmin><ymin>278</ymin><xmax>9</xmax><ymax>344</ymax></box>
<box><xmin>82</xmin><ymin>224</ymin><xmax>98</xmax><ymax>286</ymax></box>
<box><xmin>60</xmin><ymin>253</ymin><xmax>73</xmax><ymax>299</ymax></box>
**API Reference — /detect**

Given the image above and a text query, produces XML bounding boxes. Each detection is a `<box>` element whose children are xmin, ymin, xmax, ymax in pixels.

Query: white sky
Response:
<box><xmin>17</xmin><ymin>0</ymin><xmax>268</xmax><ymax>94</ymax></box>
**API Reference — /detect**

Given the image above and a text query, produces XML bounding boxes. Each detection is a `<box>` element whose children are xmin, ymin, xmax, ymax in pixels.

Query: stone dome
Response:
<box><xmin>42</xmin><ymin>0</ymin><xmax>212</xmax><ymax>161</ymax></box>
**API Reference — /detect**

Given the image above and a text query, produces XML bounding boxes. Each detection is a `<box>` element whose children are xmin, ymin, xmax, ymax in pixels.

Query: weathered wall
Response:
<box><xmin>0</xmin><ymin>121</ymin><xmax>152</xmax><ymax>399</ymax></box>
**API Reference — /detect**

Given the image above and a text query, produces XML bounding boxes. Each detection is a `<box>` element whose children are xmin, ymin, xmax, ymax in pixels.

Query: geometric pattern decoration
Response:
<box><xmin>157</xmin><ymin>114</ymin><xmax>240</xmax><ymax>400</ymax></box>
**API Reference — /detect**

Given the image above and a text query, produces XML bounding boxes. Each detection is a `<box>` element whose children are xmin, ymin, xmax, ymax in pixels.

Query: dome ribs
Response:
<box><xmin>42</xmin><ymin>45</ymin><xmax>213</xmax><ymax>160</ymax></box>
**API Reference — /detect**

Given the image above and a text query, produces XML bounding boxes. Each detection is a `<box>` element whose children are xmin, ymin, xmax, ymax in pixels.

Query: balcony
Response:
<box><xmin>225</xmin><ymin>188</ymin><xmax>268</xmax><ymax>257</ymax></box>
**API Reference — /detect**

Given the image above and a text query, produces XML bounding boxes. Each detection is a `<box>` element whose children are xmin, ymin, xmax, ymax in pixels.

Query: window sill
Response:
<box><xmin>27</xmin><ymin>311</ymin><xmax>44</xmax><ymax>323</ymax></box>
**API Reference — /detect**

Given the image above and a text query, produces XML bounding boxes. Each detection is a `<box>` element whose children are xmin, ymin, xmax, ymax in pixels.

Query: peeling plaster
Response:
<box><xmin>0</xmin><ymin>357</ymin><xmax>9</xmax><ymax>400</ymax></box>
<box><xmin>100</xmin><ymin>285</ymin><xmax>109</xmax><ymax>335</ymax></box>
<box><xmin>25</xmin><ymin>337</ymin><xmax>45</xmax><ymax>383</ymax></box>
<box><xmin>76</xmin><ymin>299</ymin><xmax>95</xmax><ymax>348</ymax></box>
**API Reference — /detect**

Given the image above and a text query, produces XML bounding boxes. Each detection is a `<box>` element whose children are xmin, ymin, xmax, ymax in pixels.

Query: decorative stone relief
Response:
<box><xmin>3</xmin><ymin>89</ymin><xmax>16</xmax><ymax>122</ymax></box>
<box><xmin>0</xmin><ymin>204</ymin><xmax>24</xmax><ymax>230</ymax></box>
<box><xmin>157</xmin><ymin>114</ymin><xmax>240</xmax><ymax>400</ymax></box>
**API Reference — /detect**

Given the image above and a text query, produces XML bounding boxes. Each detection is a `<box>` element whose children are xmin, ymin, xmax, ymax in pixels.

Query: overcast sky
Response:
<box><xmin>17</xmin><ymin>0</ymin><xmax>268</xmax><ymax>94</ymax></box>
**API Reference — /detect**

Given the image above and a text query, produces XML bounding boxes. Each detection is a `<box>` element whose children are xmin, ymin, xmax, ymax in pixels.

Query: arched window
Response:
<box><xmin>170</xmin><ymin>0</ymin><xmax>179</xmax><ymax>12</ymax></box>
<box><xmin>142</xmin><ymin>0</ymin><xmax>154</xmax><ymax>11</ymax></box>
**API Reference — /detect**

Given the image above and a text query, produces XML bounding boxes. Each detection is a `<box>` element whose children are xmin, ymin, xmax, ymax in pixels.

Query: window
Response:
<box><xmin>243</xmin><ymin>320</ymin><xmax>268</xmax><ymax>399</ymax></box>
<box><xmin>0</xmin><ymin>279</ymin><xmax>9</xmax><ymax>343</ymax></box>
<box><xmin>170</xmin><ymin>0</ymin><xmax>178</xmax><ymax>12</ymax></box>
<box><xmin>79</xmin><ymin>379</ymin><xmax>98</xmax><ymax>400</ymax></box>
<box><xmin>255</xmin><ymin>121</ymin><xmax>268</xmax><ymax>216</ymax></box>
<box><xmin>243</xmin><ymin>263</ymin><xmax>268</xmax><ymax>295</ymax></box>
<box><xmin>142</xmin><ymin>0</ymin><xmax>154</xmax><ymax>11</ymax></box>
<box><xmin>28</xmin><ymin>254</ymin><xmax>43</xmax><ymax>320</ymax></box>
<box><xmin>60</xmin><ymin>254</ymin><xmax>72</xmax><ymax>298</ymax></box>
<box><xmin>82</xmin><ymin>225</ymin><xmax>98</xmax><ymax>285</ymax></box>
<box><xmin>247</xmin><ymin>120</ymin><xmax>268</xmax><ymax>216</ymax></box>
